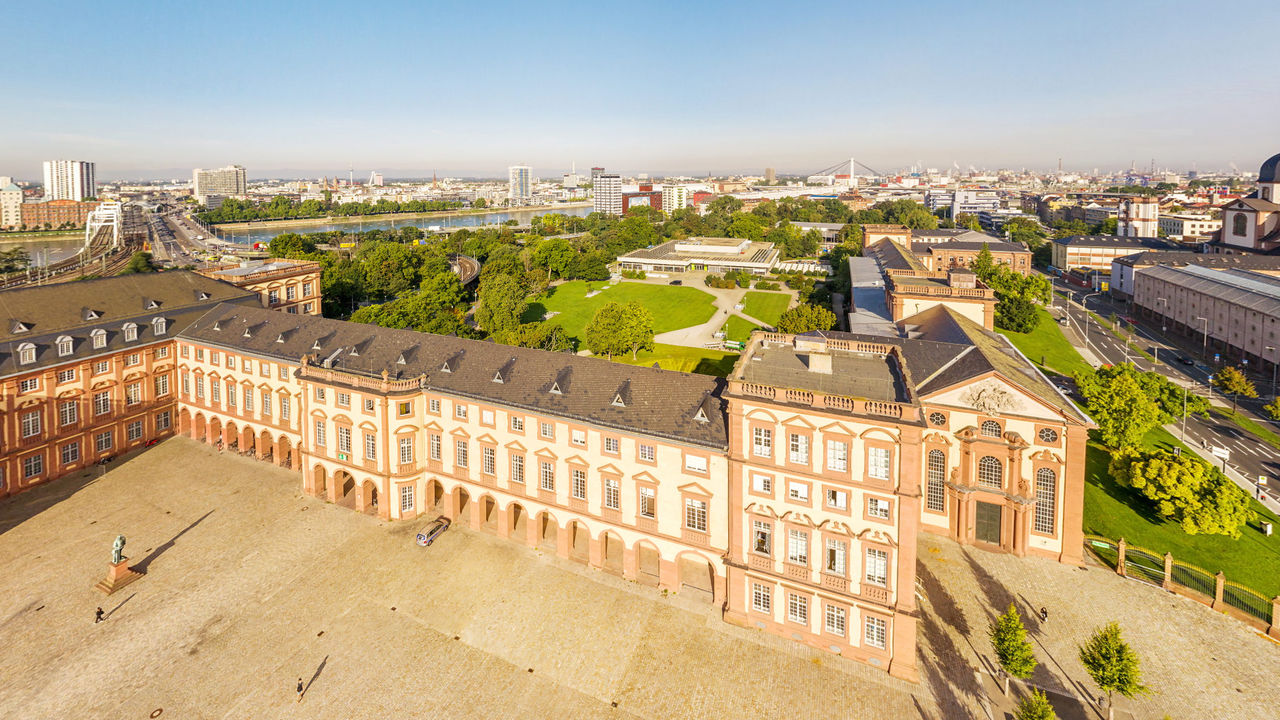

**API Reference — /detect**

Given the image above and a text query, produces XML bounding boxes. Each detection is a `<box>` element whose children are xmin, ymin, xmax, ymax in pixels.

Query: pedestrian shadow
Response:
<box><xmin>130</xmin><ymin>510</ymin><xmax>214</xmax><ymax>573</ymax></box>
<box><xmin>302</xmin><ymin>655</ymin><xmax>328</xmax><ymax>698</ymax></box>
<box><xmin>105</xmin><ymin>592</ymin><xmax>136</xmax><ymax>620</ymax></box>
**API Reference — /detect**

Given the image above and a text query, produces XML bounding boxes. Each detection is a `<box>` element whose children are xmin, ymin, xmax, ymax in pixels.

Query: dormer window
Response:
<box><xmin>152</xmin><ymin>317</ymin><xmax>167</xmax><ymax>335</ymax></box>
<box><xmin>612</xmin><ymin>394</ymin><xmax>626</xmax><ymax>407</ymax></box>
<box><xmin>693</xmin><ymin>407</ymin><xmax>709</xmax><ymax>423</ymax></box>
<box><xmin>123</xmin><ymin>323</ymin><xmax>138</xmax><ymax>342</ymax></box>
<box><xmin>11</xmin><ymin>321</ymin><xmax>30</xmax><ymax>333</ymax></box>
<box><xmin>17</xmin><ymin>342</ymin><xmax>36</xmax><ymax>365</ymax></box>
<box><xmin>57</xmin><ymin>335</ymin><xmax>74</xmax><ymax>357</ymax></box>
<box><xmin>91</xmin><ymin>329</ymin><xmax>107</xmax><ymax>349</ymax></box>
<box><xmin>549</xmin><ymin>381</ymin><xmax>562</xmax><ymax>395</ymax></box>
<box><xmin>146</xmin><ymin>299</ymin><xmax>161</xmax><ymax>310</ymax></box>
<box><xmin>493</xmin><ymin>371</ymin><xmax>504</xmax><ymax>383</ymax></box>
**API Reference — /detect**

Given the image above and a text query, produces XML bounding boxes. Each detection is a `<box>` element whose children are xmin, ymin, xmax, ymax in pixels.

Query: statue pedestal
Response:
<box><xmin>94</xmin><ymin>560</ymin><xmax>143</xmax><ymax>595</ymax></box>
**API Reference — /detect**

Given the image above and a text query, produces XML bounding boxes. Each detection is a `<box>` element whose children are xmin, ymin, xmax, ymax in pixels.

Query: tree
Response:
<box><xmin>583</xmin><ymin>302</ymin><xmax>632</xmax><ymax>360</ymax></box>
<box><xmin>1073</xmin><ymin>370</ymin><xmax>1161</xmax><ymax>448</ymax></box>
<box><xmin>621</xmin><ymin>301</ymin><xmax>655</xmax><ymax>359</ymax></box>
<box><xmin>1013</xmin><ymin>690</ymin><xmax>1058</xmax><ymax>720</ymax></box>
<box><xmin>475</xmin><ymin>273</ymin><xmax>528</xmax><ymax>336</ymax></box>
<box><xmin>776</xmin><ymin>304</ymin><xmax>837</xmax><ymax>334</ymax></box>
<box><xmin>1264</xmin><ymin>396</ymin><xmax>1280</xmax><ymax>422</ymax></box>
<box><xmin>119</xmin><ymin>251</ymin><xmax>158</xmax><ymax>274</ymax></box>
<box><xmin>955</xmin><ymin>212</ymin><xmax>982</xmax><ymax>231</ymax></box>
<box><xmin>1075</xmin><ymin>364</ymin><xmax>1210</xmax><ymax>426</ymax></box>
<box><xmin>970</xmin><ymin>245</ymin><xmax>996</xmax><ymax>279</ymax></box>
<box><xmin>1078</xmin><ymin>623</ymin><xmax>1147</xmax><ymax>720</ymax></box>
<box><xmin>989</xmin><ymin>603</ymin><xmax>1038</xmax><ymax>695</ymax></box>
<box><xmin>1109</xmin><ymin>448</ymin><xmax>1254</xmax><ymax>537</ymax></box>
<box><xmin>473</xmin><ymin>198</ymin><xmax>487</xmax><ymax>209</ymax></box>
<box><xmin>995</xmin><ymin>295</ymin><xmax>1040</xmax><ymax>333</ymax></box>
<box><xmin>1092</xmin><ymin>217</ymin><xmax>1118</xmax><ymax>235</ymax></box>
<box><xmin>502</xmin><ymin>321</ymin><xmax>572</xmax><ymax>352</ymax></box>
<box><xmin>1212</xmin><ymin>366</ymin><xmax>1257</xmax><ymax>411</ymax></box>
<box><xmin>358</xmin><ymin>242</ymin><xmax>421</xmax><ymax>300</ymax></box>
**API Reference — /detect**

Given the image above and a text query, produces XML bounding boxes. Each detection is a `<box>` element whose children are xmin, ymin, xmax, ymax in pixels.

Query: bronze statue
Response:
<box><xmin>111</xmin><ymin>535</ymin><xmax>126</xmax><ymax>565</ymax></box>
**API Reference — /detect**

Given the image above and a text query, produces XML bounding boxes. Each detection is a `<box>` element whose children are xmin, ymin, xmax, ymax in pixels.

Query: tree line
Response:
<box><xmin>198</xmin><ymin>195</ymin><xmax>465</xmax><ymax>224</ymax></box>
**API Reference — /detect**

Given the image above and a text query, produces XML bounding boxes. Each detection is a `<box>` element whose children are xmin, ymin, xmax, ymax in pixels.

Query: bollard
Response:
<box><xmin>1270</xmin><ymin>597</ymin><xmax>1280</xmax><ymax>640</ymax></box>
<box><xmin>1162</xmin><ymin>553</ymin><xmax>1173</xmax><ymax>591</ymax></box>
<box><xmin>1212</xmin><ymin>571</ymin><xmax>1225</xmax><ymax>610</ymax></box>
<box><xmin>1116</xmin><ymin>538</ymin><xmax>1127</xmax><ymax>577</ymax></box>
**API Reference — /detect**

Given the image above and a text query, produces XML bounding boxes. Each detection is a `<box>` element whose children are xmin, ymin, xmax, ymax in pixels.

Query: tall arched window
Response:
<box><xmin>926</xmin><ymin>449</ymin><xmax>946</xmax><ymax>512</ymax></box>
<box><xmin>1034</xmin><ymin>468</ymin><xmax>1057</xmax><ymax>534</ymax></box>
<box><xmin>980</xmin><ymin>420</ymin><xmax>1002</xmax><ymax>438</ymax></box>
<box><xmin>1232</xmin><ymin>213</ymin><xmax>1247</xmax><ymax>237</ymax></box>
<box><xmin>977</xmin><ymin>456</ymin><xmax>1003</xmax><ymax>489</ymax></box>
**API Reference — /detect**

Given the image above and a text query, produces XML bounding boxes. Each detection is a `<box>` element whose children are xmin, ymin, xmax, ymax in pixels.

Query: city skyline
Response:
<box><xmin>6</xmin><ymin>0</ymin><xmax>1280</xmax><ymax>181</ymax></box>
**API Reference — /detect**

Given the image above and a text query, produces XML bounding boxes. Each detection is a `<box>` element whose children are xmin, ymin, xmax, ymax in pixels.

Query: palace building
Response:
<box><xmin>0</xmin><ymin>266</ymin><xmax>1092</xmax><ymax>682</ymax></box>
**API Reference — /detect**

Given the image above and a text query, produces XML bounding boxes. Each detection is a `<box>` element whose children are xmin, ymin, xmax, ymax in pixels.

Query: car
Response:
<box><xmin>1178</xmin><ymin>356</ymin><xmax>1195</xmax><ymax>366</ymax></box>
<box><xmin>669</xmin><ymin>279</ymin><xmax>682</xmax><ymax>285</ymax></box>
<box><xmin>415</xmin><ymin>515</ymin><xmax>451</xmax><ymax>546</ymax></box>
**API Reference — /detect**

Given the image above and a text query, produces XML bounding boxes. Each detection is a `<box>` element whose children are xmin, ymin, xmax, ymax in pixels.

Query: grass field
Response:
<box><xmin>996</xmin><ymin>307</ymin><xmax>1094</xmax><ymax>379</ymax></box>
<box><xmin>722</xmin><ymin>315</ymin><xmax>760</xmax><ymax>344</ymax></box>
<box><xmin>610</xmin><ymin>343</ymin><xmax>740</xmax><ymax>376</ymax></box>
<box><xmin>1212</xmin><ymin>406</ymin><xmax>1280</xmax><ymax>454</ymax></box>
<box><xmin>523</xmin><ymin>280</ymin><xmax>717</xmax><ymax>340</ymax></box>
<box><xmin>739</xmin><ymin>291</ymin><xmax>790</xmax><ymax>327</ymax></box>
<box><xmin>1082</xmin><ymin>426</ymin><xmax>1280</xmax><ymax>598</ymax></box>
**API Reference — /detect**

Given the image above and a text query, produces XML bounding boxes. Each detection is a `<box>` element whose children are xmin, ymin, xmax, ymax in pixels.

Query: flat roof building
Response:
<box><xmin>1050</xmin><ymin>234</ymin><xmax>1183</xmax><ymax>271</ymax></box>
<box><xmin>616</xmin><ymin>237</ymin><xmax>780</xmax><ymax>275</ymax></box>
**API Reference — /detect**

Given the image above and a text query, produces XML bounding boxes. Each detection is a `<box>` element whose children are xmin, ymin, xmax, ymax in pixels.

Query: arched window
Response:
<box><xmin>926</xmin><ymin>449</ymin><xmax>946</xmax><ymax>512</ymax></box>
<box><xmin>57</xmin><ymin>335</ymin><xmax>74</xmax><ymax>357</ymax></box>
<box><xmin>91</xmin><ymin>329</ymin><xmax>107</xmax><ymax>349</ymax></box>
<box><xmin>123</xmin><ymin>323</ymin><xmax>138</xmax><ymax>342</ymax></box>
<box><xmin>980</xmin><ymin>420</ymin><xmax>1002</xmax><ymax>438</ymax></box>
<box><xmin>1232</xmin><ymin>213</ymin><xmax>1247</xmax><ymax>237</ymax></box>
<box><xmin>152</xmin><ymin>317</ymin><xmax>167</xmax><ymax>335</ymax></box>
<box><xmin>17</xmin><ymin>342</ymin><xmax>36</xmax><ymax>365</ymax></box>
<box><xmin>1034</xmin><ymin>468</ymin><xmax>1057</xmax><ymax>534</ymax></box>
<box><xmin>977</xmin><ymin>456</ymin><xmax>1003</xmax><ymax>489</ymax></box>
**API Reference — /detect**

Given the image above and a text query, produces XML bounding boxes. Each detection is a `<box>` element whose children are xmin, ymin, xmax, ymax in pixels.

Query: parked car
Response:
<box><xmin>1178</xmin><ymin>356</ymin><xmax>1195</xmax><ymax>366</ymax></box>
<box><xmin>415</xmin><ymin>516</ymin><xmax>451</xmax><ymax>546</ymax></box>
<box><xmin>669</xmin><ymin>279</ymin><xmax>682</xmax><ymax>285</ymax></box>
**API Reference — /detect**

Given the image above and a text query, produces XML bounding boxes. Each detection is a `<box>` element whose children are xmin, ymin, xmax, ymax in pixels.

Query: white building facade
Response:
<box><xmin>594</xmin><ymin>174</ymin><xmax>623</xmax><ymax>215</ymax></box>
<box><xmin>43</xmin><ymin>160</ymin><xmax>96</xmax><ymax>201</ymax></box>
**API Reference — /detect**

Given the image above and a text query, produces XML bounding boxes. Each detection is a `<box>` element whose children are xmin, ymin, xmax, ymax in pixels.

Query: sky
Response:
<box><xmin>6</xmin><ymin>0</ymin><xmax>1280</xmax><ymax>181</ymax></box>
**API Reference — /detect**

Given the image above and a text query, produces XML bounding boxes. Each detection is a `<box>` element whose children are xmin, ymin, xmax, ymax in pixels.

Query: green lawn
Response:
<box><xmin>609</xmin><ymin>343</ymin><xmax>740</xmax><ymax>376</ymax></box>
<box><xmin>1212</xmin><ymin>406</ymin><xmax>1280</xmax><ymax>454</ymax></box>
<box><xmin>739</xmin><ymin>291</ymin><xmax>790</xmax><ymax>327</ymax></box>
<box><xmin>523</xmin><ymin>280</ymin><xmax>717</xmax><ymax>340</ymax></box>
<box><xmin>996</xmin><ymin>307</ymin><xmax>1094</xmax><ymax>379</ymax></box>
<box><xmin>1082</xmin><ymin>426</ymin><xmax>1280</xmax><ymax>598</ymax></box>
<box><xmin>722</xmin><ymin>315</ymin><xmax>760</xmax><ymax>344</ymax></box>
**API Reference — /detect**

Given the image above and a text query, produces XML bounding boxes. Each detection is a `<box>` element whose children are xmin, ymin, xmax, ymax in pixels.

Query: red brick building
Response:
<box><xmin>19</xmin><ymin>199</ymin><xmax>101</xmax><ymax>230</ymax></box>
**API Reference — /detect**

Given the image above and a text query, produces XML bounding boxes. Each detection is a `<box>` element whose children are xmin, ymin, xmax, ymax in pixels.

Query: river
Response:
<box><xmin>0</xmin><ymin>234</ymin><xmax>85</xmax><ymax>267</ymax></box>
<box><xmin>216</xmin><ymin>205</ymin><xmax>594</xmax><ymax>245</ymax></box>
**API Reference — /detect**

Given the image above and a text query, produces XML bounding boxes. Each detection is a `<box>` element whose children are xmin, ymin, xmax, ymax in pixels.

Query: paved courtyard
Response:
<box><xmin>0</xmin><ymin>438</ymin><xmax>1275</xmax><ymax>719</ymax></box>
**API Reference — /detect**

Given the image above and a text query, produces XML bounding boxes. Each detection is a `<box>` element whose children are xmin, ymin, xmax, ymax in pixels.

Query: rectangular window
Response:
<box><xmin>195</xmin><ymin>348</ymin><xmax>204</xmax><ymax>361</ymax></box>
<box><xmin>539</xmin><ymin>461</ymin><xmax>554</xmax><ymax>491</ymax></box>
<box><xmin>156</xmin><ymin>410</ymin><xmax>171</xmax><ymax>431</ymax></box>
<box><xmin>787</xmin><ymin>529</ymin><xmax>808</xmax><ymax>565</ymax></box>
<box><xmin>399</xmin><ymin>438</ymin><xmax>414</xmax><ymax>464</ymax></box>
<box><xmin>337</xmin><ymin>427</ymin><xmax>352</xmax><ymax>454</ymax></box>
<box><xmin>57</xmin><ymin>368</ymin><xmax>76</xmax><ymax>383</ymax></box>
<box><xmin>195</xmin><ymin>376</ymin><xmax>204</xmax><ymax>399</ymax></box>
<box><xmin>539</xmin><ymin>421</ymin><xmax>553</xmax><ymax>439</ymax></box>
<box><xmin>604</xmin><ymin>437</ymin><xmax>619</xmax><ymax>454</ymax></box>
<box><xmin>482</xmin><ymin>447</ymin><xmax>496</xmax><ymax>475</ymax></box>
<box><xmin>19</xmin><ymin>378</ymin><xmax>38</xmax><ymax>393</ymax></box>
<box><xmin>510</xmin><ymin>415</ymin><xmax>524</xmax><ymax>432</ymax></box>
<box><xmin>126</xmin><ymin>420</ymin><xmax>143</xmax><ymax>442</ymax></box>
<box><xmin>571</xmin><ymin>429</ymin><xmax>586</xmax><ymax>446</ymax></box>
<box><xmin>23</xmin><ymin>454</ymin><xmax>43</xmax><ymax>479</ymax></box>
<box><xmin>825</xmin><ymin>539</ymin><xmax>847</xmax><ymax>576</ymax></box>
<box><xmin>572</xmin><ymin>469</ymin><xmax>587</xmax><ymax>500</ymax></box>
<box><xmin>286</xmin><ymin>285</ymin><xmax>297</xmax><ymax>300</ymax></box>
<box><xmin>789</xmin><ymin>434</ymin><xmax>809</xmax><ymax>464</ymax></box>
<box><xmin>825</xmin><ymin>488</ymin><xmax>848</xmax><ymax>510</ymax></box>
<box><xmin>865</xmin><ymin>617</ymin><xmax>887</xmax><ymax>649</ymax></box>
<box><xmin>243</xmin><ymin>387</ymin><xmax>253</xmax><ymax>412</ymax></box>
<box><xmin>228</xmin><ymin>356</ymin><xmax>238</xmax><ymax>371</ymax></box>
<box><xmin>314</xmin><ymin>387</ymin><xmax>325</xmax><ymax>402</ymax></box>
<box><xmin>752</xmin><ymin>519</ymin><xmax>772</xmax><ymax>555</ymax></box>
<box><xmin>639</xmin><ymin>487</ymin><xmax>655</xmax><ymax>518</ymax></box>
<box><xmin>868</xmin><ymin>497</ymin><xmax>891</xmax><ymax>520</ymax></box>
<box><xmin>865</xmin><ymin>548</ymin><xmax>888</xmax><ymax>586</ymax></box>
<box><xmin>94</xmin><ymin>391</ymin><xmax>110</xmax><ymax>415</ymax></box>
<box><xmin>481</xmin><ymin>409</ymin><xmax>494</xmax><ymax>425</ymax></box>
<box><xmin>753</xmin><ymin>427</ymin><xmax>772</xmax><ymax>457</ymax></box>
<box><xmin>61</xmin><ymin>442</ymin><xmax>80</xmax><ymax>465</ymax></box>
<box><xmin>303</xmin><ymin>282</ymin><xmax>313</xmax><ymax>296</ymax></box>
<box><xmin>825</xmin><ymin>605</ymin><xmax>846</xmax><ymax>636</ymax></box>
<box><xmin>95</xmin><ymin>431</ymin><xmax>113</xmax><ymax>453</ymax></box>
<box><xmin>398</xmin><ymin>401</ymin><xmax>412</xmax><ymax>416</ymax></box>
<box><xmin>363</xmin><ymin>398</ymin><xmax>374</xmax><ymax>412</ymax></box>
<box><xmin>125</xmin><ymin>353</ymin><xmax>140</xmax><ymax>367</ymax></box>
<box><xmin>211</xmin><ymin>352</ymin><xmax>219</xmax><ymax>366</ymax></box>
<box><xmin>1034</xmin><ymin>472</ymin><xmax>1057</xmax><ymax>534</ymax></box>
<box><xmin>787</xmin><ymin>593</ymin><xmax>808</xmax><ymax>624</ymax></box>
<box><xmin>181</xmin><ymin>344</ymin><xmax>190</xmax><ymax>358</ymax></box>
<box><xmin>826</xmin><ymin>440</ymin><xmax>848</xmax><ymax>472</ymax></box>
<box><xmin>364</xmin><ymin>433</ymin><xmax>377</xmax><ymax>461</ymax></box>
<box><xmin>638</xmin><ymin>443</ymin><xmax>655</xmax><ymax>462</ymax></box>
<box><xmin>210</xmin><ymin>382</ymin><xmax>220</xmax><ymax>404</ymax></box>
<box><xmin>400</xmin><ymin>484</ymin><xmax>414</xmax><ymax>513</ymax></box>
<box><xmin>429</xmin><ymin>434</ymin><xmax>441</xmax><ymax>461</ymax></box>
<box><xmin>337</xmin><ymin>392</ymin><xmax>350</xmax><ymax>408</ymax></box>
<box><xmin>787</xmin><ymin>480</ymin><xmax>809</xmax><ymax>502</ymax></box>
<box><xmin>280</xmin><ymin>396</ymin><xmax>291</xmax><ymax>421</ymax></box>
<box><xmin>455</xmin><ymin>404</ymin><xmax>467</xmax><ymax>420</ymax></box>
<box><xmin>21</xmin><ymin>411</ymin><xmax>41</xmax><ymax>438</ymax></box>
<box><xmin>927</xmin><ymin>450</ymin><xmax>947</xmax><ymax>513</ymax></box>
<box><xmin>278</xmin><ymin>365</ymin><xmax>289</xmax><ymax>381</ymax></box>
<box><xmin>94</xmin><ymin>360</ymin><xmax>110</xmax><ymax>375</ymax></box>
<box><xmin>752</xmin><ymin>474</ymin><xmax>772</xmax><ymax>494</ymax></box>
<box><xmin>59</xmin><ymin>401</ymin><xmax>78</xmax><ymax>426</ymax></box>
<box><xmin>225</xmin><ymin>382</ymin><xmax>236</xmax><ymax>406</ymax></box>
<box><xmin>429</xmin><ymin>398</ymin><xmax>440</xmax><ymax>414</ymax></box>
<box><xmin>314</xmin><ymin>420</ymin><xmax>327</xmax><ymax>447</ymax></box>
<box><xmin>455</xmin><ymin>439</ymin><xmax>468</xmax><ymax>468</ymax></box>
<box><xmin>685</xmin><ymin>498</ymin><xmax>708</xmax><ymax>532</ymax></box>
<box><xmin>261</xmin><ymin>391</ymin><xmax>271</xmax><ymax>416</ymax></box>
<box><xmin>868</xmin><ymin>447</ymin><xmax>890</xmax><ymax>480</ymax></box>
<box><xmin>751</xmin><ymin>583</ymin><xmax>771</xmax><ymax>613</ymax></box>
<box><xmin>685</xmin><ymin>455</ymin><xmax>708</xmax><ymax>473</ymax></box>
<box><xmin>511</xmin><ymin>454</ymin><xmax>525</xmax><ymax>484</ymax></box>
<box><xmin>154</xmin><ymin>374</ymin><xmax>170</xmax><ymax>397</ymax></box>
<box><xmin>604</xmin><ymin>477</ymin><xmax>620</xmax><ymax>509</ymax></box>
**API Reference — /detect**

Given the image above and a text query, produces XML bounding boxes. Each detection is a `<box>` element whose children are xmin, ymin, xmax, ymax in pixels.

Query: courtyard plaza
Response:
<box><xmin>0</xmin><ymin>438</ymin><xmax>1274</xmax><ymax>719</ymax></box>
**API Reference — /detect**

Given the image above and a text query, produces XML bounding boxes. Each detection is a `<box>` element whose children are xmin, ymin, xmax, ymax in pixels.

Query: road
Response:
<box><xmin>1043</xmin><ymin>272</ymin><xmax>1280</xmax><ymax>508</ymax></box>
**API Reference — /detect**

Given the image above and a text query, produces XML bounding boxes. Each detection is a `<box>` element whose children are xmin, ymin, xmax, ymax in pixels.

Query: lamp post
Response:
<box><xmin>1196</xmin><ymin>316</ymin><xmax>1209</xmax><ymax>360</ymax></box>
<box><xmin>1267</xmin><ymin>345</ymin><xmax>1278</xmax><ymax>399</ymax></box>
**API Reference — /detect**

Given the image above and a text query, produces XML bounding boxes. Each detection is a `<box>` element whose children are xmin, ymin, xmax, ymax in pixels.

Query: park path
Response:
<box><xmin>628</xmin><ymin>275</ymin><xmax>788</xmax><ymax>348</ymax></box>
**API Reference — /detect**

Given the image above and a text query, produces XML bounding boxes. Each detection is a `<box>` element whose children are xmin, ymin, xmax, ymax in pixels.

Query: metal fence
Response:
<box><xmin>1083</xmin><ymin>534</ymin><xmax>1278</xmax><ymax>630</ymax></box>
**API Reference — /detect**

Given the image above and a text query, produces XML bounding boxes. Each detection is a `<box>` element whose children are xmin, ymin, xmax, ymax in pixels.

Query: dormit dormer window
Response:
<box><xmin>153</xmin><ymin>317</ymin><xmax>167</xmax><ymax>335</ymax></box>
<box><xmin>11</xmin><ymin>320</ymin><xmax>30</xmax><ymax>334</ymax></box>
<box><xmin>91</xmin><ymin>329</ymin><xmax>107</xmax><ymax>349</ymax></box>
<box><xmin>17</xmin><ymin>342</ymin><xmax>36</xmax><ymax>365</ymax></box>
<box><xmin>57</xmin><ymin>335</ymin><xmax>74</xmax><ymax>357</ymax></box>
<box><xmin>123</xmin><ymin>323</ymin><xmax>138</xmax><ymax>342</ymax></box>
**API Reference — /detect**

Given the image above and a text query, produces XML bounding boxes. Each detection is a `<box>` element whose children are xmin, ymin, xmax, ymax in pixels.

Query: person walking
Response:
<box><xmin>296</xmin><ymin>678</ymin><xmax>304</xmax><ymax>702</ymax></box>
<box><xmin>94</xmin><ymin>607</ymin><xmax>105</xmax><ymax>624</ymax></box>
<box><xmin>1038</xmin><ymin>606</ymin><xmax>1048</xmax><ymax>623</ymax></box>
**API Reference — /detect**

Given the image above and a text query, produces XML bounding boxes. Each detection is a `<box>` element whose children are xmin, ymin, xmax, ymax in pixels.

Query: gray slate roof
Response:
<box><xmin>179</xmin><ymin>304</ymin><xmax>729</xmax><ymax>449</ymax></box>
<box><xmin>1114</xmin><ymin>251</ymin><xmax>1280</xmax><ymax>271</ymax></box>
<box><xmin>1138</xmin><ymin>265</ymin><xmax>1280</xmax><ymax>316</ymax></box>
<box><xmin>1052</xmin><ymin>235</ymin><xmax>1180</xmax><ymax>250</ymax></box>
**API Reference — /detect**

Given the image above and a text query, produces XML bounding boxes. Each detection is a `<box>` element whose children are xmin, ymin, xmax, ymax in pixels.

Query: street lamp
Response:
<box><xmin>1195</xmin><ymin>316</ymin><xmax>1209</xmax><ymax>360</ymax></box>
<box><xmin>1156</xmin><ymin>297</ymin><xmax>1168</xmax><ymax>333</ymax></box>
<box><xmin>1267</xmin><ymin>345</ymin><xmax>1278</xmax><ymax>399</ymax></box>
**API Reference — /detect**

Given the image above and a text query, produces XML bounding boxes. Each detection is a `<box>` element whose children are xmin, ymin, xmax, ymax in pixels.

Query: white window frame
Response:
<box><xmin>399</xmin><ymin>437</ymin><xmax>414</xmax><ymax>464</ymax></box>
<box><xmin>454</xmin><ymin>439</ymin><xmax>468</xmax><ymax>468</ymax></box>
<box><xmin>684</xmin><ymin>498</ymin><xmax>708</xmax><ymax>532</ymax></box>
<box><xmin>510</xmin><ymin>454</ymin><xmax>525</xmax><ymax>483</ymax></box>
<box><xmin>604</xmin><ymin>477</ymin><xmax>620</xmax><ymax>509</ymax></box>
<box><xmin>400</xmin><ymin>484</ymin><xmax>415</xmax><ymax>513</ymax></box>
<box><xmin>868</xmin><ymin>447</ymin><xmax>890</xmax><ymax>480</ymax></box>
<box><xmin>865</xmin><ymin>617</ymin><xmax>887</xmax><ymax>649</ymax></box>
<box><xmin>865</xmin><ymin>547</ymin><xmax>888</xmax><ymax>586</ymax></box>
<box><xmin>788</xmin><ymin>433</ymin><xmax>809</xmax><ymax>465</ymax></box>
<box><xmin>751</xmin><ymin>583</ymin><xmax>771</xmax><ymax>613</ymax></box>
<box><xmin>826</xmin><ymin>439</ymin><xmax>848</xmax><ymax>472</ymax></box>
<box><xmin>787</xmin><ymin>593</ymin><xmax>808</xmax><ymax>624</ymax></box>
<box><xmin>787</xmin><ymin>529</ymin><xmax>808</xmax><ymax>565</ymax></box>
<box><xmin>539</xmin><ymin>461</ymin><xmax>554</xmax><ymax>491</ymax></box>
<box><xmin>751</xmin><ymin>474</ymin><xmax>772</xmax><ymax>494</ymax></box>
<box><xmin>572</xmin><ymin>469</ymin><xmax>587</xmax><ymax>500</ymax></box>
<box><xmin>752</xmin><ymin>427</ymin><xmax>772</xmax><ymax>457</ymax></box>
<box><xmin>752</xmin><ymin>519</ymin><xmax>772</xmax><ymax>555</ymax></box>
<box><xmin>825</xmin><ymin>604</ymin><xmax>846</xmax><ymax>637</ymax></box>
<box><xmin>638</xmin><ymin>487</ymin><xmax>655</xmax><ymax>518</ymax></box>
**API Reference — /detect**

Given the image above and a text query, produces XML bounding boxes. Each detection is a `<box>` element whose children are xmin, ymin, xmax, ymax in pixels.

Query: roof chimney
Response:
<box><xmin>807</xmin><ymin>351</ymin><xmax>832</xmax><ymax>375</ymax></box>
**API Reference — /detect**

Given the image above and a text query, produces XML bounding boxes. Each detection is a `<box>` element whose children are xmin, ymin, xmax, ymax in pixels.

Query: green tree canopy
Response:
<box><xmin>1109</xmin><ymin>448</ymin><xmax>1254</xmax><ymax>537</ymax></box>
<box><xmin>1076</xmin><ymin>363</ymin><xmax>1210</xmax><ymax>425</ymax></box>
<box><xmin>777</xmin><ymin>304</ymin><xmax>837</xmax><ymax>334</ymax></box>
<box><xmin>120</xmin><ymin>251</ymin><xmax>158</xmax><ymax>274</ymax></box>
<box><xmin>990</xmin><ymin>603</ymin><xmax>1038</xmax><ymax>695</ymax></box>
<box><xmin>1078</xmin><ymin>622</ymin><xmax>1147</xmax><ymax>720</ymax></box>
<box><xmin>1073</xmin><ymin>369</ymin><xmax>1162</xmax><ymax>448</ymax></box>
<box><xmin>1013</xmin><ymin>690</ymin><xmax>1058</xmax><ymax>720</ymax></box>
<box><xmin>501</xmin><ymin>321</ymin><xmax>572</xmax><ymax>352</ymax></box>
<box><xmin>475</xmin><ymin>273</ymin><xmax>528</xmax><ymax>337</ymax></box>
<box><xmin>995</xmin><ymin>295</ymin><xmax>1040</xmax><ymax>333</ymax></box>
<box><xmin>583</xmin><ymin>301</ymin><xmax>654</xmax><ymax>360</ymax></box>
<box><xmin>1212</xmin><ymin>366</ymin><xmax>1258</xmax><ymax>411</ymax></box>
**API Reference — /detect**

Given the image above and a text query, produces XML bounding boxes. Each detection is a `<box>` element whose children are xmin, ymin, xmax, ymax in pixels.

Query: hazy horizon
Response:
<box><xmin>7</xmin><ymin>0</ymin><xmax>1279</xmax><ymax>183</ymax></box>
